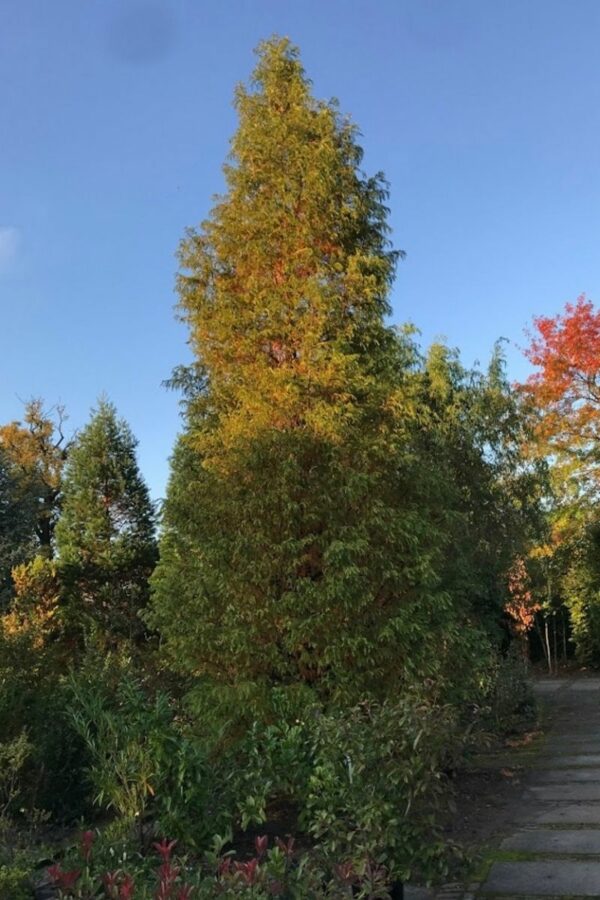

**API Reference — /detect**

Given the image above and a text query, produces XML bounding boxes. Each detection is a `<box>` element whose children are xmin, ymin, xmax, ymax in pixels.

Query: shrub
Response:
<box><xmin>0</xmin><ymin>731</ymin><xmax>31</xmax><ymax>825</ymax></box>
<box><xmin>0</xmin><ymin>863</ymin><xmax>30</xmax><ymax>900</ymax></box>
<box><xmin>68</xmin><ymin>657</ymin><xmax>222</xmax><ymax>847</ymax></box>
<box><xmin>47</xmin><ymin>826</ymin><xmax>398</xmax><ymax>898</ymax></box>
<box><xmin>302</xmin><ymin>697</ymin><xmax>461</xmax><ymax>883</ymax></box>
<box><xmin>0</xmin><ymin>610</ymin><xmax>89</xmax><ymax>823</ymax></box>
<box><xmin>229</xmin><ymin>692</ymin><xmax>464</xmax><ymax>885</ymax></box>
<box><xmin>485</xmin><ymin>644</ymin><xmax>536</xmax><ymax>735</ymax></box>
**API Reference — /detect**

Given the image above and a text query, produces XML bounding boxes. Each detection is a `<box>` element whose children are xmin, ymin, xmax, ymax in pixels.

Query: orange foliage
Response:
<box><xmin>505</xmin><ymin>557</ymin><xmax>540</xmax><ymax>636</ymax></box>
<box><xmin>523</xmin><ymin>295</ymin><xmax>600</xmax><ymax>453</ymax></box>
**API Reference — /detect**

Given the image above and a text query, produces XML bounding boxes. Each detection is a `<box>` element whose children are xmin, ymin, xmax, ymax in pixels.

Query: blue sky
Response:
<box><xmin>2</xmin><ymin>0</ymin><xmax>600</xmax><ymax>499</ymax></box>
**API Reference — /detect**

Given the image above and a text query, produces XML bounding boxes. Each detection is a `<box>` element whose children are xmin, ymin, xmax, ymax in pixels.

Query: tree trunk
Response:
<box><xmin>545</xmin><ymin>616</ymin><xmax>552</xmax><ymax>676</ymax></box>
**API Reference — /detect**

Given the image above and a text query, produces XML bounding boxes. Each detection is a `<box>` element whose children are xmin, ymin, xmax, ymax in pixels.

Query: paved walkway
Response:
<box><xmin>479</xmin><ymin>677</ymin><xmax>600</xmax><ymax>898</ymax></box>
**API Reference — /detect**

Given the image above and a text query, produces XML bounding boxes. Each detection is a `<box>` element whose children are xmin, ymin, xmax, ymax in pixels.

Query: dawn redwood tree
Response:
<box><xmin>56</xmin><ymin>399</ymin><xmax>157</xmax><ymax>643</ymax></box>
<box><xmin>148</xmin><ymin>38</ymin><xmax>483</xmax><ymax>721</ymax></box>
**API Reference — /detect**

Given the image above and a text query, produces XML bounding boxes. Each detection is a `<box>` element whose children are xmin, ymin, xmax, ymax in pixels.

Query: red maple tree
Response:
<box><xmin>522</xmin><ymin>295</ymin><xmax>600</xmax><ymax>476</ymax></box>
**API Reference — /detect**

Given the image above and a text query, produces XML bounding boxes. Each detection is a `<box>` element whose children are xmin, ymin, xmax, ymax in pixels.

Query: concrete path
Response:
<box><xmin>480</xmin><ymin>677</ymin><xmax>600</xmax><ymax>898</ymax></box>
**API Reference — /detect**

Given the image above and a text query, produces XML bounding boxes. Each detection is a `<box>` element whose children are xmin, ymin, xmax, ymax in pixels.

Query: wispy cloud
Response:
<box><xmin>0</xmin><ymin>226</ymin><xmax>20</xmax><ymax>272</ymax></box>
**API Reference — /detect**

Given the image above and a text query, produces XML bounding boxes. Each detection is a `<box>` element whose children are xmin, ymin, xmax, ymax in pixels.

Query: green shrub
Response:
<box><xmin>68</xmin><ymin>656</ymin><xmax>223</xmax><ymax>847</ymax></box>
<box><xmin>486</xmin><ymin>644</ymin><xmax>536</xmax><ymax>735</ymax></box>
<box><xmin>230</xmin><ymin>691</ymin><xmax>464</xmax><ymax>884</ymax></box>
<box><xmin>0</xmin><ymin>731</ymin><xmax>31</xmax><ymax>822</ymax></box>
<box><xmin>0</xmin><ymin>608</ymin><xmax>90</xmax><ymax>823</ymax></box>
<box><xmin>303</xmin><ymin>697</ymin><xmax>462</xmax><ymax>883</ymax></box>
<box><xmin>0</xmin><ymin>863</ymin><xmax>30</xmax><ymax>900</ymax></box>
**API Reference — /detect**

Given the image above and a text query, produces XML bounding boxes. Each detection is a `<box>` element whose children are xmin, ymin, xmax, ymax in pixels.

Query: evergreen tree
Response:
<box><xmin>148</xmin><ymin>38</ymin><xmax>472</xmax><ymax>720</ymax></box>
<box><xmin>56</xmin><ymin>399</ymin><xmax>157</xmax><ymax>642</ymax></box>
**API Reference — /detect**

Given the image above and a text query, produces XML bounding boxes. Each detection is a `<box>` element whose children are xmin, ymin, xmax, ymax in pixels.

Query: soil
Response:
<box><xmin>438</xmin><ymin>675</ymin><xmax>559</xmax><ymax>865</ymax></box>
<box><xmin>443</xmin><ymin>759</ymin><xmax>533</xmax><ymax>848</ymax></box>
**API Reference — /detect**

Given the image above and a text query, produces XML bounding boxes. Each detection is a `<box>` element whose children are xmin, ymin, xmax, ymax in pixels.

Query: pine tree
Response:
<box><xmin>148</xmin><ymin>38</ymin><xmax>459</xmax><ymax>720</ymax></box>
<box><xmin>56</xmin><ymin>399</ymin><xmax>156</xmax><ymax>642</ymax></box>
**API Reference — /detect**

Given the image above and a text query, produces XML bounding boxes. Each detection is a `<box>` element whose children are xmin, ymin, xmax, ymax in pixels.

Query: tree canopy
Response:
<box><xmin>0</xmin><ymin>400</ymin><xmax>69</xmax><ymax>556</ymax></box>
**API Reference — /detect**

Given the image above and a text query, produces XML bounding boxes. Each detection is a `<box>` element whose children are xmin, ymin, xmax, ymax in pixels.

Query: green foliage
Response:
<box><xmin>562</xmin><ymin>521</ymin><xmax>600</xmax><ymax>664</ymax></box>
<box><xmin>303</xmin><ymin>698</ymin><xmax>463</xmax><ymax>883</ymax></box>
<box><xmin>148</xmin><ymin>39</ymin><xmax>542</xmax><ymax>732</ymax></box>
<box><xmin>152</xmin><ymin>337</ymin><xmax>540</xmax><ymax>726</ymax></box>
<box><xmin>484</xmin><ymin>645</ymin><xmax>536</xmax><ymax>734</ymax></box>
<box><xmin>56</xmin><ymin>399</ymin><xmax>157</xmax><ymax>643</ymax></box>
<box><xmin>0</xmin><ymin>690</ymin><xmax>88</xmax><ymax>824</ymax></box>
<box><xmin>150</xmin><ymin>387</ymin><xmax>465</xmax><ymax>718</ymax></box>
<box><xmin>69</xmin><ymin>655</ymin><xmax>220</xmax><ymax>846</ymax></box>
<box><xmin>0</xmin><ymin>863</ymin><xmax>30</xmax><ymax>900</ymax></box>
<box><xmin>417</xmin><ymin>342</ymin><xmax>546</xmax><ymax>631</ymax></box>
<box><xmin>231</xmin><ymin>693</ymin><xmax>463</xmax><ymax>883</ymax></box>
<box><xmin>0</xmin><ymin>731</ymin><xmax>31</xmax><ymax>822</ymax></box>
<box><xmin>149</xmin><ymin>34</ymin><xmax>417</xmax><ymax>712</ymax></box>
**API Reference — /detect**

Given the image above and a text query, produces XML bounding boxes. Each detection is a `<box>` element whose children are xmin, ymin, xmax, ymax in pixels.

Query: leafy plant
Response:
<box><xmin>226</xmin><ymin>691</ymin><xmax>465</xmax><ymax>885</ymax></box>
<box><xmin>484</xmin><ymin>645</ymin><xmax>536</xmax><ymax>735</ymax></box>
<box><xmin>0</xmin><ymin>731</ymin><xmax>31</xmax><ymax>821</ymax></box>
<box><xmin>0</xmin><ymin>863</ymin><xmax>30</xmax><ymax>900</ymax></box>
<box><xmin>47</xmin><ymin>825</ymin><xmax>400</xmax><ymax>898</ymax></box>
<box><xmin>69</xmin><ymin>658</ymin><xmax>220</xmax><ymax>847</ymax></box>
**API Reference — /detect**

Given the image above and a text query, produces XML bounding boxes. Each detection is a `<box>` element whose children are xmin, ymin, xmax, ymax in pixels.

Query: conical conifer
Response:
<box><xmin>148</xmin><ymin>38</ymin><xmax>449</xmax><ymax>719</ymax></box>
<box><xmin>56</xmin><ymin>399</ymin><xmax>156</xmax><ymax>642</ymax></box>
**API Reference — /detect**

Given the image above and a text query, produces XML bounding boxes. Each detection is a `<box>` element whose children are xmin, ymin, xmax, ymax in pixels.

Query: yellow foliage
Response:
<box><xmin>2</xmin><ymin>556</ymin><xmax>60</xmax><ymax>650</ymax></box>
<box><xmin>0</xmin><ymin>399</ymin><xmax>66</xmax><ymax>493</ymax></box>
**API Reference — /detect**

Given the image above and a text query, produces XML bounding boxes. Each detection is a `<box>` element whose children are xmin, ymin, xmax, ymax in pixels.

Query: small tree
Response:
<box><xmin>56</xmin><ymin>399</ymin><xmax>157</xmax><ymax>643</ymax></box>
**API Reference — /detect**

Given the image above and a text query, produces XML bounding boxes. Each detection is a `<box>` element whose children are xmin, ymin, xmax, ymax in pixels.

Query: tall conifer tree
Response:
<box><xmin>148</xmin><ymin>38</ymin><xmax>454</xmax><ymax>717</ymax></box>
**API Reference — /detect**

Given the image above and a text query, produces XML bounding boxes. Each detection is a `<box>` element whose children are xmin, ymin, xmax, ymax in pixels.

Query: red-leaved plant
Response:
<box><xmin>46</xmin><ymin>827</ymin><xmax>394</xmax><ymax>897</ymax></box>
